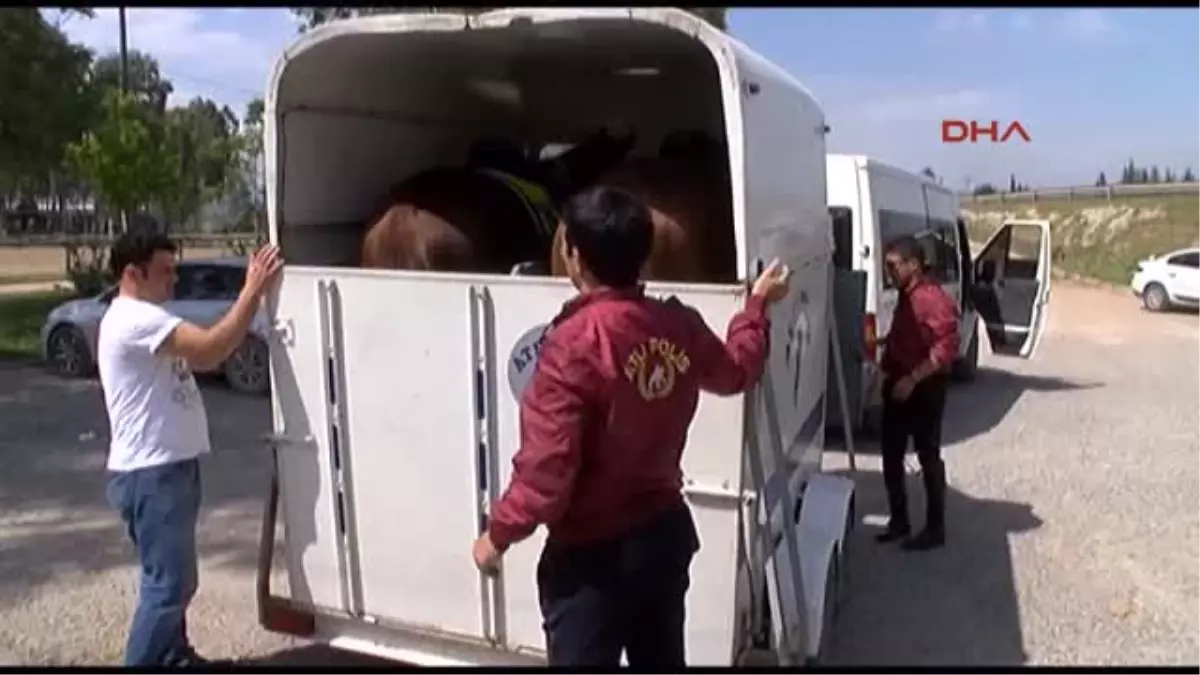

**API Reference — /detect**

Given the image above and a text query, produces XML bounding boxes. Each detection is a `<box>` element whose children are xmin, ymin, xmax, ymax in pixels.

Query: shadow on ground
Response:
<box><xmin>941</xmin><ymin>367</ymin><xmax>1100</xmax><ymax>446</ymax></box>
<box><xmin>838</xmin><ymin>367</ymin><xmax>1101</xmax><ymax>453</ymax></box>
<box><xmin>825</xmin><ymin>463</ymin><xmax>1043</xmax><ymax>666</ymax></box>
<box><xmin>238</xmin><ymin>643</ymin><xmax>396</xmax><ymax>666</ymax></box>
<box><xmin>0</xmin><ymin>361</ymin><xmax>273</xmax><ymax>610</ymax></box>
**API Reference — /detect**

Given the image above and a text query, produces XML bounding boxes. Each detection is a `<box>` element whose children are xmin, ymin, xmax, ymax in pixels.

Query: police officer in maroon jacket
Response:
<box><xmin>876</xmin><ymin>235</ymin><xmax>961</xmax><ymax>551</ymax></box>
<box><xmin>470</xmin><ymin>185</ymin><xmax>792</xmax><ymax>666</ymax></box>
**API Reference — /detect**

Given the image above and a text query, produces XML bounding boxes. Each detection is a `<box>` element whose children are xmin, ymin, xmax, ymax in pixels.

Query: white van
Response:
<box><xmin>825</xmin><ymin>154</ymin><xmax>1053</xmax><ymax>430</ymax></box>
<box><xmin>256</xmin><ymin>8</ymin><xmax>858</xmax><ymax>667</ymax></box>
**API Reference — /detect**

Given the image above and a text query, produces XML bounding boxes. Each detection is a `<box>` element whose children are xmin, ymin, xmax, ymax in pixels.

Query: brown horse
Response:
<box><xmin>549</xmin><ymin>132</ymin><xmax>737</xmax><ymax>284</ymax></box>
<box><xmin>360</xmin><ymin>129</ymin><xmax>636</xmax><ymax>273</ymax></box>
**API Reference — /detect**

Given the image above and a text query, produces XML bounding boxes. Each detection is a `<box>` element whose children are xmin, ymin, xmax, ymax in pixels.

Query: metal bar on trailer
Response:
<box><xmin>317</xmin><ymin>280</ymin><xmax>363</xmax><ymax>617</ymax></box>
<box><xmin>471</xmin><ymin>286</ymin><xmax>508</xmax><ymax>646</ymax></box>
<box><xmin>826</xmin><ymin>267</ymin><xmax>857</xmax><ymax>471</ymax></box>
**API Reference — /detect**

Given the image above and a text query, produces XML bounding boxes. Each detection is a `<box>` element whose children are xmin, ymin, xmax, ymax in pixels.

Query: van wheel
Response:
<box><xmin>951</xmin><ymin>329</ymin><xmax>979</xmax><ymax>382</ymax></box>
<box><xmin>1142</xmin><ymin>283</ymin><xmax>1170</xmax><ymax>312</ymax></box>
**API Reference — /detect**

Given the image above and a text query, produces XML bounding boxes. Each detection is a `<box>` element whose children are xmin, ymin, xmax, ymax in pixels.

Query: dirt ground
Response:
<box><xmin>0</xmin><ymin>246</ymin><xmax>232</xmax><ymax>285</ymax></box>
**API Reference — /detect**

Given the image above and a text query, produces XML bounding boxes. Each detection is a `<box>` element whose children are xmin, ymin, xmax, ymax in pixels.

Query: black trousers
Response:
<box><xmin>536</xmin><ymin>501</ymin><xmax>700</xmax><ymax>667</ymax></box>
<box><xmin>881</xmin><ymin>374</ymin><xmax>948</xmax><ymax>534</ymax></box>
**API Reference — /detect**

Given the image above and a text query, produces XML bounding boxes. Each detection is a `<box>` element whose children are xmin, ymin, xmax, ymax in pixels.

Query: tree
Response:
<box><xmin>90</xmin><ymin>50</ymin><xmax>173</xmax><ymax>120</ymax></box>
<box><xmin>1095</xmin><ymin>171</ymin><xmax>1107</xmax><ymax>187</ymax></box>
<box><xmin>0</xmin><ymin>9</ymin><xmax>95</xmax><ymax>200</ymax></box>
<box><xmin>66</xmin><ymin>89</ymin><xmax>177</xmax><ymax>234</ymax></box>
<box><xmin>1184</xmin><ymin>167</ymin><xmax>1196</xmax><ymax>182</ymax></box>
<box><xmin>290</xmin><ymin>6</ymin><xmax>727</xmax><ymax>32</ymax></box>
<box><xmin>153</xmin><ymin>98</ymin><xmax>242</xmax><ymax>233</ymax></box>
<box><xmin>1120</xmin><ymin>158</ymin><xmax>1136</xmax><ymax>184</ymax></box>
<box><xmin>973</xmin><ymin>183</ymin><xmax>997</xmax><ymax>196</ymax></box>
<box><xmin>241</xmin><ymin>97</ymin><xmax>266</xmax><ymax>228</ymax></box>
<box><xmin>1008</xmin><ymin>173</ymin><xmax>1017</xmax><ymax>192</ymax></box>
<box><xmin>1164</xmin><ymin>168</ymin><xmax>1176</xmax><ymax>183</ymax></box>
<box><xmin>1150</xmin><ymin>165</ymin><xmax>1161</xmax><ymax>184</ymax></box>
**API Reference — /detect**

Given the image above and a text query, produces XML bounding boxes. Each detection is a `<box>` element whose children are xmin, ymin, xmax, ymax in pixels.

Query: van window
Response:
<box><xmin>829</xmin><ymin>206</ymin><xmax>853</xmax><ymax>270</ymax></box>
<box><xmin>927</xmin><ymin>218</ymin><xmax>962</xmax><ymax>284</ymax></box>
<box><xmin>878</xmin><ymin>208</ymin><xmax>960</xmax><ymax>288</ymax></box>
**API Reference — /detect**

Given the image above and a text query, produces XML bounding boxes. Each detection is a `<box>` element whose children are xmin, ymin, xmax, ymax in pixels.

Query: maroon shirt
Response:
<box><xmin>488</xmin><ymin>286</ymin><xmax>770</xmax><ymax>550</ymax></box>
<box><xmin>881</xmin><ymin>278</ymin><xmax>961</xmax><ymax>379</ymax></box>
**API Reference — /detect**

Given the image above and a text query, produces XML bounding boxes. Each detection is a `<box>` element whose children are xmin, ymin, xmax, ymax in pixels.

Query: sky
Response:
<box><xmin>50</xmin><ymin>7</ymin><xmax>1200</xmax><ymax>189</ymax></box>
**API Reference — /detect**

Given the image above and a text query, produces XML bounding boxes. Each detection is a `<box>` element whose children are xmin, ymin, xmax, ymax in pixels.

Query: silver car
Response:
<box><xmin>39</xmin><ymin>257</ymin><xmax>271</xmax><ymax>395</ymax></box>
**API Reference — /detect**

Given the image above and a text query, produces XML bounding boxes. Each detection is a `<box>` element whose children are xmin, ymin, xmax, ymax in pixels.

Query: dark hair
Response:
<box><xmin>109</xmin><ymin>232</ymin><xmax>177</xmax><ymax>278</ymax></box>
<box><xmin>884</xmin><ymin>235</ymin><xmax>926</xmax><ymax>267</ymax></box>
<box><xmin>561</xmin><ymin>186</ymin><xmax>653</xmax><ymax>288</ymax></box>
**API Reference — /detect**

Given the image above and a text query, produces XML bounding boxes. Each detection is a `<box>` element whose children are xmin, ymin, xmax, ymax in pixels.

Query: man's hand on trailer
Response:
<box><xmin>472</xmin><ymin>531</ymin><xmax>502</xmax><ymax>575</ymax></box>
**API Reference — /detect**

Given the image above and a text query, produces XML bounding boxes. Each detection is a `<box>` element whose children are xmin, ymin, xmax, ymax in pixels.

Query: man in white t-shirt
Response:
<box><xmin>98</xmin><ymin>232</ymin><xmax>282</xmax><ymax>667</ymax></box>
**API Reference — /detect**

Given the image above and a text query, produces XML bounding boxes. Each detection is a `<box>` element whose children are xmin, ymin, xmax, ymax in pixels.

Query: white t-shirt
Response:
<box><xmin>97</xmin><ymin>296</ymin><xmax>211</xmax><ymax>472</ymax></box>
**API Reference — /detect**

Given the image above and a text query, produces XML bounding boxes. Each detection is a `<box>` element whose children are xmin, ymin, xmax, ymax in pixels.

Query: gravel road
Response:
<box><xmin>825</xmin><ymin>282</ymin><xmax>1198</xmax><ymax>667</ymax></box>
<box><xmin>0</xmin><ymin>281</ymin><xmax>1195</xmax><ymax>666</ymax></box>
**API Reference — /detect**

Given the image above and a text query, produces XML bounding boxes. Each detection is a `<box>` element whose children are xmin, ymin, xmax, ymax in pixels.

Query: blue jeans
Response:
<box><xmin>106</xmin><ymin>458</ymin><xmax>202</xmax><ymax>666</ymax></box>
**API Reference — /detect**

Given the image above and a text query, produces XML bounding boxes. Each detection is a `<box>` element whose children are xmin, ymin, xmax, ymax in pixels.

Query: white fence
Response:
<box><xmin>0</xmin><ymin>232</ymin><xmax>258</xmax><ymax>248</ymax></box>
<box><xmin>961</xmin><ymin>181</ymin><xmax>1198</xmax><ymax>204</ymax></box>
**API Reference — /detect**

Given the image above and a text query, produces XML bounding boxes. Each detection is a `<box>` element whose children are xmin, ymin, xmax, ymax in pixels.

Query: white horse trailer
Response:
<box><xmin>256</xmin><ymin>8</ymin><xmax>857</xmax><ymax>666</ymax></box>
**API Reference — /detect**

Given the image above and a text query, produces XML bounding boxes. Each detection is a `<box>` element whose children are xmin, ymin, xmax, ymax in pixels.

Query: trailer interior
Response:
<box><xmin>271</xmin><ymin>15</ymin><xmax>734</xmax><ymax>275</ymax></box>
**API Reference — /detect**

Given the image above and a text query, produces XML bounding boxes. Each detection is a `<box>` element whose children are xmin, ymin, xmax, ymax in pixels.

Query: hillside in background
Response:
<box><xmin>962</xmin><ymin>192</ymin><xmax>1199</xmax><ymax>285</ymax></box>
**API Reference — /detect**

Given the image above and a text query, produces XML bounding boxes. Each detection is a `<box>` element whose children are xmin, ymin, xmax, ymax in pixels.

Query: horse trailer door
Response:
<box><xmin>271</xmin><ymin>268</ymin><xmax>500</xmax><ymax>643</ymax></box>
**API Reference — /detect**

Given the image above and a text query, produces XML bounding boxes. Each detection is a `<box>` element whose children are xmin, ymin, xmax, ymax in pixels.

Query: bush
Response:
<box><xmin>65</xmin><ymin>243</ymin><xmax>113</xmax><ymax>296</ymax></box>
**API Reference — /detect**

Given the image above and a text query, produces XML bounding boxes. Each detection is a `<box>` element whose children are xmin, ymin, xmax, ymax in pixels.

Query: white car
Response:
<box><xmin>40</xmin><ymin>258</ymin><xmax>271</xmax><ymax>394</ymax></box>
<box><xmin>1131</xmin><ymin>247</ymin><xmax>1200</xmax><ymax>312</ymax></box>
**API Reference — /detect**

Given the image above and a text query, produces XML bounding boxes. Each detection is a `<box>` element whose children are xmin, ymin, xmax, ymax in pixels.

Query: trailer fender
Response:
<box><xmin>797</xmin><ymin>473</ymin><xmax>856</xmax><ymax>559</ymax></box>
<box><xmin>795</xmin><ymin>473</ymin><xmax>856</xmax><ymax>659</ymax></box>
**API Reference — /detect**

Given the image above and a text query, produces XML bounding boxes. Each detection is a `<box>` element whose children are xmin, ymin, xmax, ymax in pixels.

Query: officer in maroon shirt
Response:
<box><xmin>470</xmin><ymin>185</ymin><xmax>792</xmax><ymax>666</ymax></box>
<box><xmin>877</xmin><ymin>235</ymin><xmax>961</xmax><ymax>551</ymax></box>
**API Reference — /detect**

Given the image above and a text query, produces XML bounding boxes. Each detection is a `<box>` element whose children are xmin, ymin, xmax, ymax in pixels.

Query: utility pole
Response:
<box><xmin>118</xmin><ymin>8</ymin><xmax>129</xmax><ymax>92</ymax></box>
<box><xmin>118</xmin><ymin>7</ymin><xmax>130</xmax><ymax>235</ymax></box>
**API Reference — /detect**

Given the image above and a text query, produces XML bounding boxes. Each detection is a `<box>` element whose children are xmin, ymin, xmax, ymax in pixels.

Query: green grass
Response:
<box><xmin>0</xmin><ymin>289</ymin><xmax>76</xmax><ymax>361</ymax></box>
<box><xmin>963</xmin><ymin>192</ymin><xmax>1199</xmax><ymax>285</ymax></box>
